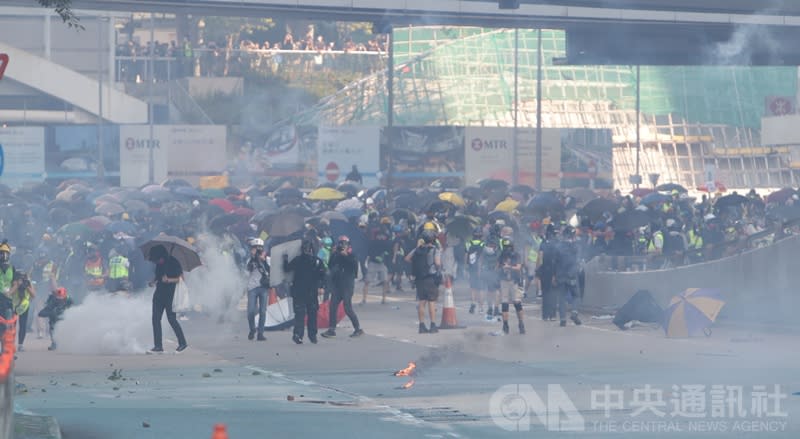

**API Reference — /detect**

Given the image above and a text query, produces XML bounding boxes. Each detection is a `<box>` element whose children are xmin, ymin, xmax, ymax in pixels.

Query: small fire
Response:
<box><xmin>393</xmin><ymin>362</ymin><xmax>416</xmax><ymax>377</ymax></box>
<box><xmin>401</xmin><ymin>379</ymin><xmax>415</xmax><ymax>389</ymax></box>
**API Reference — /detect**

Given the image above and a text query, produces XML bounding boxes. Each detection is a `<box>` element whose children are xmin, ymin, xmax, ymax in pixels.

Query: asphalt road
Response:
<box><xmin>12</xmin><ymin>283</ymin><xmax>800</xmax><ymax>438</ymax></box>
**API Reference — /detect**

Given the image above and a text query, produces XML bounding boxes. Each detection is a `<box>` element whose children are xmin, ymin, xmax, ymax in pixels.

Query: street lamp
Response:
<box><xmin>97</xmin><ymin>15</ymin><xmax>110</xmax><ymax>182</ymax></box>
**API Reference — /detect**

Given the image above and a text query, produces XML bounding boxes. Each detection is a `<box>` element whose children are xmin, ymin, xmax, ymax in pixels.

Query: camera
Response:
<box><xmin>336</xmin><ymin>242</ymin><xmax>348</xmax><ymax>253</ymax></box>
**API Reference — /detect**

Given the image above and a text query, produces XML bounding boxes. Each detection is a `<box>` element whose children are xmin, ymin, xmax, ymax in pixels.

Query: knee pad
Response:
<box><xmin>501</xmin><ymin>303</ymin><xmax>510</xmax><ymax>312</ymax></box>
<box><xmin>514</xmin><ymin>302</ymin><xmax>523</xmax><ymax>312</ymax></box>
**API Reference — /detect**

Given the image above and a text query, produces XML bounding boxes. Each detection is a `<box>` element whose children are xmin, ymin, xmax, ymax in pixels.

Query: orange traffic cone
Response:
<box><xmin>439</xmin><ymin>276</ymin><xmax>465</xmax><ymax>329</ymax></box>
<box><xmin>268</xmin><ymin>288</ymin><xmax>278</xmax><ymax>306</ymax></box>
<box><xmin>211</xmin><ymin>424</ymin><xmax>228</xmax><ymax>439</ymax></box>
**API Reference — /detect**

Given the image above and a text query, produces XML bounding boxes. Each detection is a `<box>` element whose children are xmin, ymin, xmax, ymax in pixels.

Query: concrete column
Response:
<box><xmin>44</xmin><ymin>15</ymin><xmax>51</xmax><ymax>60</ymax></box>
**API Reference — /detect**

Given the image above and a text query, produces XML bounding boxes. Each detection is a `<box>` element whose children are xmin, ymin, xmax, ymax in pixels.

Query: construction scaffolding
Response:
<box><xmin>290</xmin><ymin>26</ymin><xmax>799</xmax><ymax>191</ymax></box>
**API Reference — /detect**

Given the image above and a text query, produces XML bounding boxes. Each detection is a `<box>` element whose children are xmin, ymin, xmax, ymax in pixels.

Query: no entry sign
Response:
<box><xmin>0</xmin><ymin>54</ymin><xmax>8</xmax><ymax>80</ymax></box>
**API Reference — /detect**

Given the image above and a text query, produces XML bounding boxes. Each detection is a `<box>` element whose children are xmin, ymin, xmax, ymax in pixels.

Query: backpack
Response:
<box><xmin>412</xmin><ymin>245</ymin><xmax>441</xmax><ymax>284</ymax></box>
<box><xmin>466</xmin><ymin>241</ymin><xmax>483</xmax><ymax>268</ymax></box>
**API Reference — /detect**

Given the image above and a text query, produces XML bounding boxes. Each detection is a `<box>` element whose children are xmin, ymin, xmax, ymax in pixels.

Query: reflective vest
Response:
<box><xmin>85</xmin><ymin>259</ymin><xmax>103</xmax><ymax>278</ymax></box>
<box><xmin>0</xmin><ymin>266</ymin><xmax>12</xmax><ymax>294</ymax></box>
<box><xmin>109</xmin><ymin>255</ymin><xmax>129</xmax><ymax>279</ymax></box>
<box><xmin>687</xmin><ymin>230</ymin><xmax>703</xmax><ymax>250</ymax></box>
<box><xmin>527</xmin><ymin>236</ymin><xmax>542</xmax><ymax>265</ymax></box>
<box><xmin>42</xmin><ymin>261</ymin><xmax>56</xmax><ymax>283</ymax></box>
<box><xmin>12</xmin><ymin>288</ymin><xmax>31</xmax><ymax>315</ymax></box>
<box><xmin>647</xmin><ymin>231</ymin><xmax>664</xmax><ymax>254</ymax></box>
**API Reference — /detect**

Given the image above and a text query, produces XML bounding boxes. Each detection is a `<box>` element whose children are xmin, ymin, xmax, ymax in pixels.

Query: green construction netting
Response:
<box><xmin>294</xmin><ymin>27</ymin><xmax>796</xmax><ymax>130</ymax></box>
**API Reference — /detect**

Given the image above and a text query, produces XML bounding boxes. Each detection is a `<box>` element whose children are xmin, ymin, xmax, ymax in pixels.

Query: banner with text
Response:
<box><xmin>120</xmin><ymin>125</ymin><xmax>226</xmax><ymax>187</ymax></box>
<box><xmin>317</xmin><ymin>126</ymin><xmax>381</xmax><ymax>187</ymax></box>
<box><xmin>0</xmin><ymin>127</ymin><xmax>45</xmax><ymax>186</ymax></box>
<box><xmin>464</xmin><ymin>127</ymin><xmax>561</xmax><ymax>189</ymax></box>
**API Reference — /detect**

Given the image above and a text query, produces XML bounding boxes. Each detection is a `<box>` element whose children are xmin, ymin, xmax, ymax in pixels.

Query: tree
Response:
<box><xmin>38</xmin><ymin>0</ymin><xmax>83</xmax><ymax>29</ymax></box>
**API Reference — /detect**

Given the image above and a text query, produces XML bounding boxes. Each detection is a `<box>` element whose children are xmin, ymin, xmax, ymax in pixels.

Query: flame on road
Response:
<box><xmin>393</xmin><ymin>362</ymin><xmax>416</xmax><ymax>377</ymax></box>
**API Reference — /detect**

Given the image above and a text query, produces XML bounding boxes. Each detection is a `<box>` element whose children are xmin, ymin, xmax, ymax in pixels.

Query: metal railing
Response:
<box><xmin>115</xmin><ymin>48</ymin><xmax>387</xmax><ymax>83</ymax></box>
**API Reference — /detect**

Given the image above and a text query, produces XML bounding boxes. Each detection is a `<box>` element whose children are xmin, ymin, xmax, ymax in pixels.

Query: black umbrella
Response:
<box><xmin>329</xmin><ymin>219</ymin><xmax>368</xmax><ymax>262</ymax></box>
<box><xmin>610</xmin><ymin>210</ymin><xmax>651</xmax><ymax>231</ymax></box>
<box><xmin>510</xmin><ymin>184</ymin><xmax>535</xmax><ymax>198</ymax></box>
<box><xmin>274</xmin><ymin>187</ymin><xmax>303</xmax><ymax>201</ymax></box>
<box><xmin>49</xmin><ymin>207</ymin><xmax>74</xmax><ymax>226</ymax></box>
<box><xmin>446</xmin><ymin>215</ymin><xmax>480</xmax><ymax>240</ymax></box>
<box><xmin>140</xmin><ymin>234</ymin><xmax>202</xmax><ymax>272</ymax></box>
<box><xmin>278</xmin><ymin>205</ymin><xmax>313</xmax><ymax>218</ymax></box>
<box><xmin>461</xmin><ymin>186</ymin><xmax>482</xmax><ymax>200</ymax></box>
<box><xmin>316</xmin><ymin>181</ymin><xmax>337</xmax><ymax>189</ymax></box>
<box><xmin>487</xmin><ymin>210</ymin><xmax>515</xmax><ymax>227</ymax></box>
<box><xmin>580</xmin><ymin>198</ymin><xmax>619</xmax><ymax>220</ymax></box>
<box><xmin>656</xmin><ymin>183</ymin><xmax>688</xmax><ymax>193</ymax></box>
<box><xmin>478</xmin><ymin>178</ymin><xmax>509</xmax><ymax>192</ymax></box>
<box><xmin>337</xmin><ymin>182</ymin><xmax>362</xmax><ymax>198</ymax></box>
<box><xmin>393</xmin><ymin>193</ymin><xmax>418</xmax><ymax>209</ymax></box>
<box><xmin>424</xmin><ymin>199</ymin><xmax>450</xmax><ymax>213</ymax></box>
<box><xmin>161</xmin><ymin>178</ymin><xmax>192</xmax><ymax>189</ymax></box>
<box><xmin>767</xmin><ymin>205</ymin><xmax>800</xmax><ymax>221</ymax></box>
<box><xmin>715</xmin><ymin>193</ymin><xmax>749</xmax><ymax>210</ymax></box>
<box><xmin>209</xmin><ymin>213</ymin><xmax>243</xmax><ymax>232</ymax></box>
<box><xmin>390</xmin><ymin>208</ymin><xmax>417</xmax><ymax>223</ymax></box>
<box><xmin>525</xmin><ymin>193</ymin><xmax>563</xmax><ymax>214</ymax></box>
<box><xmin>268</xmin><ymin>213</ymin><xmax>305</xmax><ymax>238</ymax></box>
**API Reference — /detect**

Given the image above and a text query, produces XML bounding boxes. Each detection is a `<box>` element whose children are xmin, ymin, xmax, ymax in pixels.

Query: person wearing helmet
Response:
<box><xmin>318</xmin><ymin>237</ymin><xmax>334</xmax><ymax>301</ymax></box>
<box><xmin>246</xmin><ymin>238</ymin><xmax>270</xmax><ymax>341</ymax></box>
<box><xmin>283</xmin><ymin>239</ymin><xmax>327</xmax><ymax>344</ymax></box>
<box><xmin>84</xmin><ymin>242</ymin><xmax>106</xmax><ymax>291</ymax></box>
<box><xmin>389</xmin><ymin>224</ymin><xmax>407</xmax><ymax>291</ymax></box>
<box><xmin>497</xmin><ymin>238</ymin><xmax>525</xmax><ymax>334</ymax></box>
<box><xmin>0</xmin><ymin>240</ymin><xmax>15</xmax><ymax>297</ymax></box>
<box><xmin>405</xmin><ymin>230</ymin><xmax>441</xmax><ymax>334</ymax></box>
<box><xmin>321</xmin><ymin>236</ymin><xmax>363</xmax><ymax>338</ymax></box>
<box><xmin>465</xmin><ymin>227</ymin><xmax>485</xmax><ymax>315</ymax></box>
<box><xmin>481</xmin><ymin>238</ymin><xmax>502</xmax><ymax>321</ymax></box>
<box><xmin>38</xmin><ymin>286</ymin><xmax>73</xmax><ymax>351</ymax></box>
<box><xmin>536</xmin><ymin>225</ymin><xmax>559</xmax><ymax>321</ymax></box>
<box><xmin>363</xmin><ymin>227</ymin><xmax>392</xmax><ymax>305</ymax></box>
<box><xmin>553</xmin><ymin>227</ymin><xmax>582</xmax><ymax>327</ymax></box>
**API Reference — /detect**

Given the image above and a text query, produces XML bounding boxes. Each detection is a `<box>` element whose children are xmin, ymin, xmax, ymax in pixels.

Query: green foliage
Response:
<box><xmin>37</xmin><ymin>0</ymin><xmax>83</xmax><ymax>29</ymax></box>
<box><xmin>199</xmin><ymin>17</ymin><xmax>275</xmax><ymax>45</ymax></box>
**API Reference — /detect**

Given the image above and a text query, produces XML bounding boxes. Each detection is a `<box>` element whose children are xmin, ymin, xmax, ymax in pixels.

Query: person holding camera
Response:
<box><xmin>321</xmin><ymin>236</ymin><xmax>363</xmax><ymax>339</ymax></box>
<box><xmin>246</xmin><ymin>238</ymin><xmax>269</xmax><ymax>341</ymax></box>
<box><xmin>497</xmin><ymin>238</ymin><xmax>525</xmax><ymax>335</ymax></box>
<box><xmin>10</xmin><ymin>270</ymin><xmax>35</xmax><ymax>352</ymax></box>
<box><xmin>405</xmin><ymin>231</ymin><xmax>441</xmax><ymax>334</ymax></box>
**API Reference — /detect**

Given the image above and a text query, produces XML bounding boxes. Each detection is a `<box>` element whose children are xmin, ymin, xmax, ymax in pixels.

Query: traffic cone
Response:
<box><xmin>268</xmin><ymin>288</ymin><xmax>278</xmax><ymax>306</ymax></box>
<box><xmin>439</xmin><ymin>276</ymin><xmax>465</xmax><ymax>329</ymax></box>
<box><xmin>211</xmin><ymin>423</ymin><xmax>228</xmax><ymax>439</ymax></box>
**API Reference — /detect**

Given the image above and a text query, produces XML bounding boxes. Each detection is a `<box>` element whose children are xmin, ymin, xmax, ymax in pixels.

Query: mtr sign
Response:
<box><xmin>0</xmin><ymin>53</ymin><xmax>8</xmax><ymax>80</ymax></box>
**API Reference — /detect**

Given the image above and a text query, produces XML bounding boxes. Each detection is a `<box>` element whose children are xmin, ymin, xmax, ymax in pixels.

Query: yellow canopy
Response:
<box><xmin>438</xmin><ymin>192</ymin><xmax>466</xmax><ymax>207</ymax></box>
<box><xmin>494</xmin><ymin>199</ymin><xmax>520</xmax><ymax>213</ymax></box>
<box><xmin>307</xmin><ymin>187</ymin><xmax>347</xmax><ymax>201</ymax></box>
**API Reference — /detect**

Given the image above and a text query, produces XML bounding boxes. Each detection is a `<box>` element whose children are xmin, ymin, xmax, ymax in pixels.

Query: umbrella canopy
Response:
<box><xmin>766</xmin><ymin>187</ymin><xmax>797</xmax><ymax>204</ymax></box>
<box><xmin>210</xmin><ymin>213</ymin><xmax>244</xmax><ymax>232</ymax></box>
<box><xmin>715</xmin><ymin>193</ymin><xmax>749</xmax><ymax>210</ymax></box>
<box><xmin>565</xmin><ymin>187</ymin><xmax>597</xmax><ymax>204</ymax></box>
<box><xmin>275</xmin><ymin>187</ymin><xmax>303</xmax><ymax>201</ymax></box>
<box><xmin>336</xmin><ymin>198</ymin><xmax>363</xmax><ymax>212</ymax></box>
<box><xmin>231</xmin><ymin>207</ymin><xmax>256</xmax><ymax>218</ymax></box>
<box><xmin>269</xmin><ymin>213</ymin><xmax>305</xmax><ymax>238</ymax></box>
<box><xmin>141</xmin><ymin>184</ymin><xmax>167</xmax><ymax>194</ymax></box>
<box><xmin>209</xmin><ymin>198</ymin><xmax>236</xmax><ymax>213</ymax></box>
<box><xmin>664</xmin><ymin>288</ymin><xmax>725</xmax><ymax>338</ymax></box>
<box><xmin>656</xmin><ymin>183</ymin><xmax>688</xmax><ymax>193</ymax></box>
<box><xmin>766</xmin><ymin>205</ymin><xmax>800</xmax><ymax>221</ymax></box>
<box><xmin>57</xmin><ymin>222</ymin><xmax>92</xmax><ymax>237</ymax></box>
<box><xmin>341</xmin><ymin>208</ymin><xmax>363</xmax><ymax>219</ymax></box>
<box><xmin>446</xmin><ymin>215</ymin><xmax>480</xmax><ymax>239</ymax></box>
<box><xmin>49</xmin><ymin>207</ymin><xmax>74</xmax><ymax>226</ymax></box>
<box><xmin>390</xmin><ymin>208</ymin><xmax>417</xmax><ymax>224</ymax></box>
<box><xmin>510</xmin><ymin>184</ymin><xmax>536</xmax><ymax>198</ymax></box>
<box><xmin>461</xmin><ymin>186</ymin><xmax>482</xmax><ymax>200</ymax></box>
<box><xmin>173</xmin><ymin>186</ymin><xmax>204</xmax><ymax>199</ymax></box>
<box><xmin>140</xmin><ymin>234</ymin><xmax>202</xmax><ymax>272</ymax></box>
<box><xmin>696</xmin><ymin>181</ymin><xmax>727</xmax><ymax>193</ymax></box>
<box><xmin>525</xmin><ymin>193</ymin><xmax>562</xmax><ymax>214</ymax></box>
<box><xmin>610</xmin><ymin>210</ymin><xmax>651</xmax><ymax>231</ymax></box>
<box><xmin>478</xmin><ymin>178</ymin><xmax>509</xmax><ymax>192</ymax></box>
<box><xmin>337</xmin><ymin>182</ymin><xmax>362</xmax><ymax>198</ymax></box>
<box><xmin>93</xmin><ymin>194</ymin><xmax>121</xmax><ymax>206</ymax></box>
<box><xmin>81</xmin><ymin>216</ymin><xmax>111</xmax><ymax>232</ymax></box>
<box><xmin>580</xmin><ymin>198</ymin><xmax>619</xmax><ymax>222</ymax></box>
<box><xmin>320</xmin><ymin>210</ymin><xmax>348</xmax><ymax>222</ymax></box>
<box><xmin>161</xmin><ymin>178</ymin><xmax>192</xmax><ymax>189</ymax></box>
<box><xmin>392</xmin><ymin>193</ymin><xmax>419</xmax><ymax>209</ymax></box>
<box><xmin>123</xmin><ymin>199</ymin><xmax>149</xmax><ymax>214</ymax></box>
<box><xmin>494</xmin><ymin>199</ymin><xmax>520</xmax><ymax>213</ymax></box>
<box><xmin>106</xmin><ymin>220</ymin><xmax>138</xmax><ymax>235</ymax></box>
<box><xmin>307</xmin><ymin>187</ymin><xmax>346</xmax><ymax>201</ymax></box>
<box><xmin>315</xmin><ymin>181</ymin><xmax>338</xmax><ymax>189</ymax></box>
<box><xmin>438</xmin><ymin>192</ymin><xmax>465</xmax><ymax>207</ymax></box>
<box><xmin>630</xmin><ymin>187</ymin><xmax>654</xmax><ymax>198</ymax></box>
<box><xmin>95</xmin><ymin>202</ymin><xmax>125</xmax><ymax>217</ymax></box>
<box><xmin>202</xmin><ymin>188</ymin><xmax>226</xmax><ymax>199</ymax></box>
<box><xmin>640</xmin><ymin>192</ymin><xmax>671</xmax><ymax>206</ymax></box>
<box><xmin>488</xmin><ymin>210</ymin><xmax>515</xmax><ymax>226</ymax></box>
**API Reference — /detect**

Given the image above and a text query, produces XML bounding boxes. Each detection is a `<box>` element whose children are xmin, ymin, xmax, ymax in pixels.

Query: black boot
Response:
<box><xmin>502</xmin><ymin>321</ymin><xmax>509</xmax><ymax>334</ymax></box>
<box><xmin>419</xmin><ymin>322</ymin><xmax>429</xmax><ymax>334</ymax></box>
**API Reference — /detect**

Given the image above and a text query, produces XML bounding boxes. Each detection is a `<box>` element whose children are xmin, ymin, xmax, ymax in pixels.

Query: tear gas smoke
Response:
<box><xmin>56</xmin><ymin>293</ymin><xmax>151</xmax><ymax>355</ymax></box>
<box><xmin>183</xmin><ymin>233</ymin><xmax>247</xmax><ymax>324</ymax></box>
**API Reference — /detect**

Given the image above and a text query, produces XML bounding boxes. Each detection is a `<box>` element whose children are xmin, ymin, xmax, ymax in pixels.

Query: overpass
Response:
<box><xmin>15</xmin><ymin>0</ymin><xmax>800</xmax><ymax>27</ymax></box>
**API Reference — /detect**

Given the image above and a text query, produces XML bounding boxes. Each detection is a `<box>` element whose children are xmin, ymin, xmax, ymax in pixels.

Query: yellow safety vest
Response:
<box><xmin>0</xmin><ymin>266</ymin><xmax>13</xmax><ymax>293</ymax></box>
<box><xmin>85</xmin><ymin>260</ymin><xmax>103</xmax><ymax>277</ymax></box>
<box><xmin>109</xmin><ymin>255</ymin><xmax>129</xmax><ymax>279</ymax></box>
<box><xmin>647</xmin><ymin>231</ymin><xmax>663</xmax><ymax>253</ymax></box>
<box><xmin>12</xmin><ymin>288</ymin><xmax>31</xmax><ymax>315</ymax></box>
<box><xmin>688</xmin><ymin>230</ymin><xmax>703</xmax><ymax>249</ymax></box>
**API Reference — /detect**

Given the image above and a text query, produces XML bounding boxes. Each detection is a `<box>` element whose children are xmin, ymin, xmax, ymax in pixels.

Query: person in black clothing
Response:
<box><xmin>553</xmin><ymin>227</ymin><xmax>582</xmax><ymax>327</ymax></box>
<box><xmin>283</xmin><ymin>239</ymin><xmax>327</xmax><ymax>344</ymax></box>
<box><xmin>344</xmin><ymin>165</ymin><xmax>363</xmax><ymax>185</ymax></box>
<box><xmin>536</xmin><ymin>225</ymin><xmax>558</xmax><ymax>321</ymax></box>
<box><xmin>321</xmin><ymin>236</ymin><xmax>363</xmax><ymax>338</ymax></box>
<box><xmin>148</xmin><ymin>245</ymin><xmax>188</xmax><ymax>353</ymax></box>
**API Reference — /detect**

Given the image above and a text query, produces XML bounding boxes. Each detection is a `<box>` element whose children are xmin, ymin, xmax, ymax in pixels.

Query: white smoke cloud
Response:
<box><xmin>54</xmin><ymin>233</ymin><xmax>247</xmax><ymax>355</ymax></box>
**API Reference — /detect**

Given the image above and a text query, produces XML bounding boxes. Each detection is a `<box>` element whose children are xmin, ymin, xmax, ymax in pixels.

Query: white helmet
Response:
<box><xmin>249</xmin><ymin>238</ymin><xmax>264</xmax><ymax>247</ymax></box>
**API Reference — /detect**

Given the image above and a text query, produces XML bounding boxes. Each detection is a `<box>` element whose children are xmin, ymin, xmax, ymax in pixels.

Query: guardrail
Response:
<box><xmin>115</xmin><ymin>49</ymin><xmax>386</xmax><ymax>83</ymax></box>
<box><xmin>0</xmin><ymin>314</ymin><xmax>19</xmax><ymax>439</ymax></box>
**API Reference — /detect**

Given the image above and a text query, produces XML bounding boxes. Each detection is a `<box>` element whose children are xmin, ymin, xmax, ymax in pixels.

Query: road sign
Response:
<box><xmin>0</xmin><ymin>53</ymin><xmax>8</xmax><ymax>80</ymax></box>
<box><xmin>325</xmin><ymin>161</ymin><xmax>339</xmax><ymax>182</ymax></box>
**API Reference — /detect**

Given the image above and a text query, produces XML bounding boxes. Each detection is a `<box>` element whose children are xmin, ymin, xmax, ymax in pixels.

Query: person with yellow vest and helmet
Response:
<box><xmin>0</xmin><ymin>241</ymin><xmax>15</xmax><ymax>297</ymax></box>
<box><xmin>10</xmin><ymin>270</ymin><xmax>35</xmax><ymax>352</ymax></box>
<box><xmin>687</xmin><ymin>224</ymin><xmax>705</xmax><ymax>264</ymax></box>
<box><xmin>107</xmin><ymin>246</ymin><xmax>131</xmax><ymax>293</ymax></box>
<box><xmin>84</xmin><ymin>243</ymin><xmax>106</xmax><ymax>291</ymax></box>
<box><xmin>32</xmin><ymin>249</ymin><xmax>58</xmax><ymax>339</ymax></box>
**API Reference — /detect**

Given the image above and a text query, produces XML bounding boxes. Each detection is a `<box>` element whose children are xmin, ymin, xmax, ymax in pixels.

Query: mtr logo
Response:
<box><xmin>471</xmin><ymin>138</ymin><xmax>508</xmax><ymax>151</ymax></box>
<box><xmin>125</xmin><ymin>137</ymin><xmax>161</xmax><ymax>150</ymax></box>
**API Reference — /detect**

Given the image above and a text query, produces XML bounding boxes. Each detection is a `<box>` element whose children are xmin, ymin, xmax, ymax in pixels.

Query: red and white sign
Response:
<box><xmin>0</xmin><ymin>53</ymin><xmax>8</xmax><ymax>80</ymax></box>
<box><xmin>317</xmin><ymin>126</ymin><xmax>380</xmax><ymax>186</ymax></box>
<box><xmin>325</xmin><ymin>161</ymin><xmax>339</xmax><ymax>182</ymax></box>
<box><xmin>765</xmin><ymin>96</ymin><xmax>795</xmax><ymax>116</ymax></box>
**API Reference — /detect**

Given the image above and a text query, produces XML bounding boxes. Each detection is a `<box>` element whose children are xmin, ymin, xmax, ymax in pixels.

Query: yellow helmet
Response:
<box><xmin>423</xmin><ymin>222</ymin><xmax>437</xmax><ymax>231</ymax></box>
<box><xmin>0</xmin><ymin>242</ymin><xmax>10</xmax><ymax>253</ymax></box>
